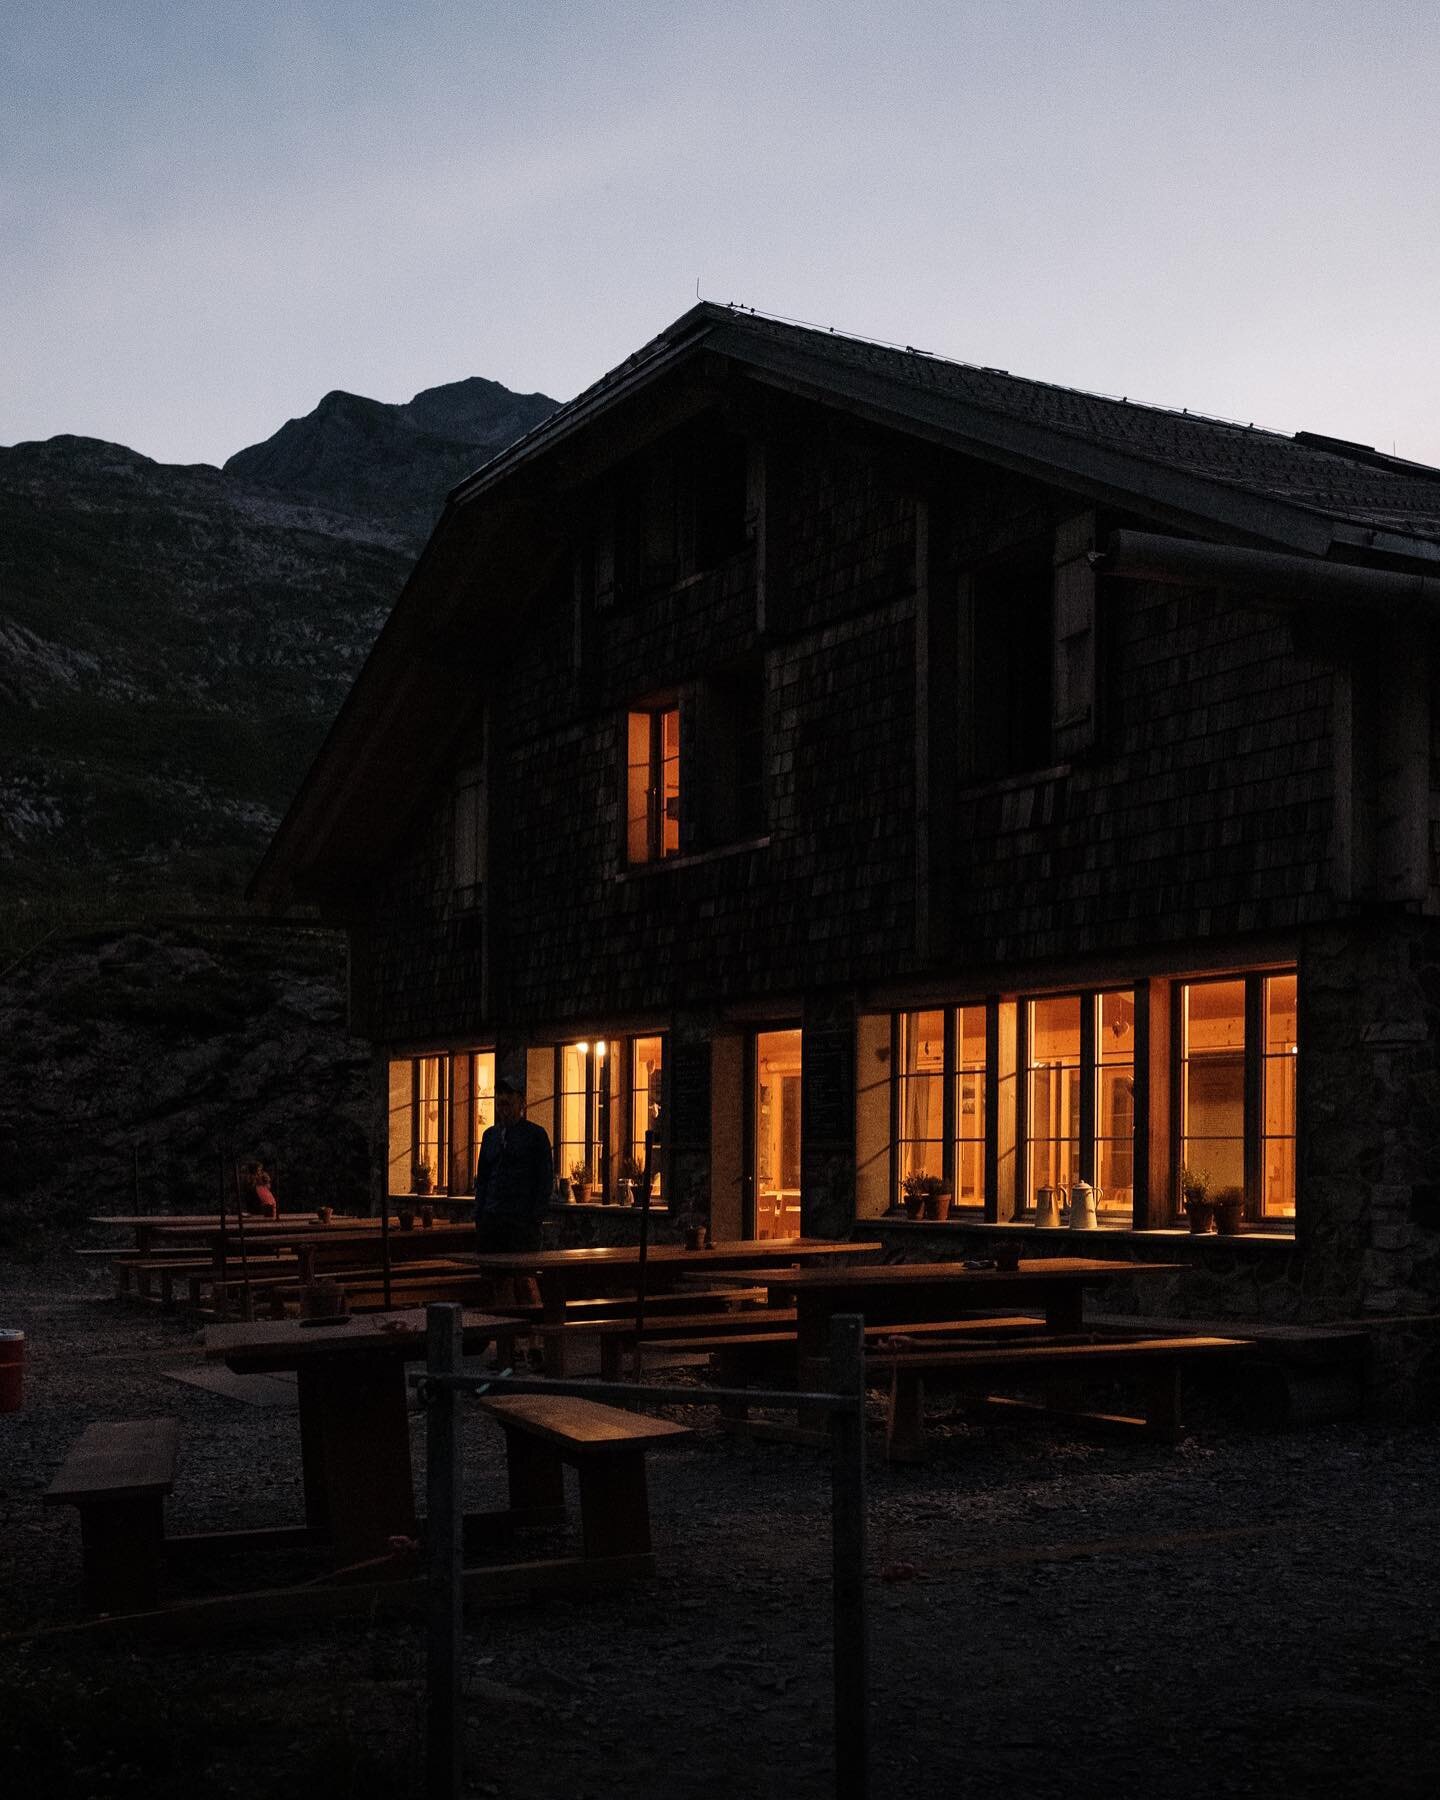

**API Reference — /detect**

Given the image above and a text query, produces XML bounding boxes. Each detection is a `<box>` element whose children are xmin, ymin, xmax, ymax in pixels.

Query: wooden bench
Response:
<box><xmin>44</xmin><ymin>1419</ymin><xmax>181</xmax><ymax>1612</ymax></box>
<box><xmin>659</xmin><ymin>1315</ymin><xmax>1048</xmax><ymax>1424</ymax></box>
<box><xmin>474</xmin><ymin>1394</ymin><xmax>689</xmax><ymax>1564</ymax></box>
<box><xmin>871</xmin><ymin>1334</ymin><xmax>1252</xmax><ymax>1462</ymax></box>
<box><xmin>533</xmin><ymin>1307</ymin><xmax>802</xmax><ymax>1378</ymax></box>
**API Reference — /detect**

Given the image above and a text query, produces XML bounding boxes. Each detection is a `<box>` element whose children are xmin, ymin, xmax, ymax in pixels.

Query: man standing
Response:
<box><xmin>473</xmin><ymin>1079</ymin><xmax>553</xmax><ymax>1255</ymax></box>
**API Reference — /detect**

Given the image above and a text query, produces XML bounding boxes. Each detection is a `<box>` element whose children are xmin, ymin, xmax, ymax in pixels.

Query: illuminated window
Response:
<box><xmin>472</xmin><ymin>1050</ymin><xmax>496</xmax><ymax>1155</ymax></box>
<box><xmin>1263</xmin><ymin>975</ymin><xmax>1297</xmax><ymax>1221</ymax></box>
<box><xmin>551</xmin><ymin>1034</ymin><xmax>666</xmax><ymax>1205</ymax></box>
<box><xmin>630</xmin><ymin>1035</ymin><xmax>665</xmax><ymax>1202</ymax></box>
<box><xmin>897</xmin><ymin>1011</ymin><xmax>945</xmax><ymax>1201</ymax></box>
<box><xmin>1027</xmin><ymin>996</ymin><xmax>1081</xmax><ymax>1197</ymax></box>
<box><xmin>1095</xmin><ymin>991</ymin><xmax>1136</xmax><ymax>1221</ymax></box>
<box><xmin>1180</xmin><ymin>979</ymin><xmax>1247</xmax><ymax>1200</ymax></box>
<box><xmin>954</xmin><ymin>1006</ymin><xmax>988</xmax><ymax>1208</ymax></box>
<box><xmin>1178</xmin><ymin>971</ymin><xmax>1297</xmax><ymax>1223</ymax></box>
<box><xmin>386</xmin><ymin>1054</ymin><xmax>450</xmax><ymax>1194</ymax></box>
<box><xmin>626</xmin><ymin>704</ymin><xmax>680</xmax><ymax>863</ymax></box>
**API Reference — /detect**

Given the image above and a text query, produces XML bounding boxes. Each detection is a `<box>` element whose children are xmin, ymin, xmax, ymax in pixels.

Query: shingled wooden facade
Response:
<box><xmin>256</xmin><ymin>305</ymin><xmax>1440</xmax><ymax>1407</ymax></box>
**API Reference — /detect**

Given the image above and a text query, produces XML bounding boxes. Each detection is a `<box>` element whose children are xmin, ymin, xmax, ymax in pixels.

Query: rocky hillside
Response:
<box><xmin>0</xmin><ymin>373</ymin><xmax>557</xmax><ymax>1239</ymax></box>
<box><xmin>0</xmin><ymin>375</ymin><xmax>558</xmax><ymax>921</ymax></box>
<box><xmin>0</xmin><ymin>919</ymin><xmax>374</xmax><ymax>1248</ymax></box>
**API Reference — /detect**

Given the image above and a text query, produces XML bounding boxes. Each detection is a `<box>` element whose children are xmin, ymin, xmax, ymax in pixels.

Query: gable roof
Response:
<box><xmin>252</xmin><ymin>303</ymin><xmax>1440</xmax><ymax>908</ymax></box>
<box><xmin>454</xmin><ymin>302</ymin><xmax>1440</xmax><ymax>561</ymax></box>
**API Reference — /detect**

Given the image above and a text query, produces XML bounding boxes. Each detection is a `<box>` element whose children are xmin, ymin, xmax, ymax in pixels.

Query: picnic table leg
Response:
<box><xmin>295</xmin><ymin>1366</ymin><xmax>332</xmax><ymax>1534</ymax></box>
<box><xmin>542</xmin><ymin>1273</ymin><xmax>568</xmax><ymax>1377</ymax></box>
<box><xmin>885</xmin><ymin>1368</ymin><xmax>927</xmax><ymax>1465</ymax></box>
<box><xmin>307</xmin><ymin>1356</ymin><xmax>417</xmax><ymax>1571</ymax></box>
<box><xmin>1044</xmin><ymin>1289</ymin><xmax>1084</xmax><ymax>1335</ymax></box>
<box><xmin>1139</xmin><ymin>1362</ymin><xmax>1184</xmax><ymax>1443</ymax></box>
<box><xmin>78</xmin><ymin>1497</ymin><xmax>166</xmax><ymax>1614</ymax></box>
<box><xmin>577</xmin><ymin>1451</ymin><xmax>650</xmax><ymax>1559</ymax></box>
<box><xmin>502</xmin><ymin>1426</ymin><xmax>565</xmax><ymax>1517</ymax></box>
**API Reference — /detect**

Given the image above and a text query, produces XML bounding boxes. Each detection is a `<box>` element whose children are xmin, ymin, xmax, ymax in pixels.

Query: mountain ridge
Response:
<box><xmin>0</xmin><ymin>371</ymin><xmax>560</xmax><ymax>917</ymax></box>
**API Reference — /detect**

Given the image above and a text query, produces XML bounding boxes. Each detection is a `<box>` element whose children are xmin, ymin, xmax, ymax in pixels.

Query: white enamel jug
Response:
<box><xmin>1068</xmin><ymin>1179</ymin><xmax>1098</xmax><ymax>1230</ymax></box>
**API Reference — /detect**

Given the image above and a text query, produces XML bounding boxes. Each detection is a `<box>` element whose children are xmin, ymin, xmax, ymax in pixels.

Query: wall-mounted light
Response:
<box><xmin>576</xmin><ymin>1041</ymin><xmax>590</xmax><ymax>1055</ymax></box>
<box><xmin>595</xmin><ymin>1041</ymin><xmax>607</xmax><ymax>1060</ymax></box>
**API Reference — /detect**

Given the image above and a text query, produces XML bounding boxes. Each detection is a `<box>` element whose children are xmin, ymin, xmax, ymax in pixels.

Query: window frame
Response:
<box><xmin>1171</xmin><ymin>970</ymin><xmax>1297</xmax><ymax>1226</ymax></box>
<box><xmin>625</xmin><ymin>700</ymin><xmax>681</xmax><ymax>865</ymax></box>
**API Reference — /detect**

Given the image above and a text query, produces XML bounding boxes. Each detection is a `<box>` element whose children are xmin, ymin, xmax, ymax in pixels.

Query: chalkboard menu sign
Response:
<box><xmin>668</xmin><ymin>1042</ymin><xmax>711</xmax><ymax>1149</ymax></box>
<box><xmin>803</xmin><ymin>1025</ymin><xmax>854</xmax><ymax>1146</ymax></box>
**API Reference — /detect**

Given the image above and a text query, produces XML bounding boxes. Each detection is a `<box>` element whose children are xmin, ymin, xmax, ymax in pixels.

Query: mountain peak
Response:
<box><xmin>222</xmin><ymin>375</ymin><xmax>559</xmax><ymax>543</ymax></box>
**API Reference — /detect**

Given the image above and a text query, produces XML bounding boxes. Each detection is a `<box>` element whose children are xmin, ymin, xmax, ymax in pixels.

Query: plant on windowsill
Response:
<box><xmin>1179</xmin><ymin>1165</ymin><xmax>1213</xmax><ymax>1235</ymax></box>
<box><xmin>570</xmin><ymin>1162</ymin><xmax>589</xmax><ymax>1204</ymax></box>
<box><xmin>616</xmin><ymin>1155</ymin><xmax>643</xmax><ymax>1206</ymax></box>
<box><xmin>411</xmin><ymin>1161</ymin><xmax>433</xmax><ymax>1198</ymax></box>
<box><xmin>924</xmin><ymin>1177</ymin><xmax>954</xmax><ymax>1222</ymax></box>
<box><xmin>900</xmin><ymin>1171</ymin><xmax>932</xmax><ymax>1221</ymax></box>
<box><xmin>1212</xmin><ymin>1186</ymin><xmax>1245</xmax><ymax>1235</ymax></box>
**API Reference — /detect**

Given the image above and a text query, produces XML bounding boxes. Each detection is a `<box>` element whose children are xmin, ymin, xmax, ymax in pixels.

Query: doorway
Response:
<box><xmin>751</xmin><ymin>1028</ymin><xmax>802</xmax><ymax>1240</ymax></box>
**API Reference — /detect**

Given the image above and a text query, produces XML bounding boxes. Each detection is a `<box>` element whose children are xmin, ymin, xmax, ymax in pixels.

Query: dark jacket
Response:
<box><xmin>473</xmin><ymin>1117</ymin><xmax>553</xmax><ymax>1224</ymax></box>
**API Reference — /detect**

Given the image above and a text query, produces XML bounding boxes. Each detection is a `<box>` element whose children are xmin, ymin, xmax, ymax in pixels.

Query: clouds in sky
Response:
<box><xmin>4</xmin><ymin>1</ymin><xmax>1438</xmax><ymax>466</ymax></box>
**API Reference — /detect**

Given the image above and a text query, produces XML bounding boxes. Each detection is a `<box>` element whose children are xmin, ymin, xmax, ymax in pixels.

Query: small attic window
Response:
<box><xmin>453</xmin><ymin>760</ymin><xmax>487</xmax><ymax>909</ymax></box>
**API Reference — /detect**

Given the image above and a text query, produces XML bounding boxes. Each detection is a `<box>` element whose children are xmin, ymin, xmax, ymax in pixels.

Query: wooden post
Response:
<box><xmin>232</xmin><ymin>1157</ymin><xmax>253</xmax><ymax>1322</ymax></box>
<box><xmin>633</xmin><ymin>1128</ymin><xmax>655</xmax><ymax>1382</ymax></box>
<box><xmin>829</xmin><ymin>1313</ymin><xmax>868</xmax><ymax>1800</ymax></box>
<box><xmin>216</xmin><ymin>1145</ymin><xmax>230</xmax><ymax>1310</ymax></box>
<box><xmin>381</xmin><ymin>1199</ymin><xmax>393</xmax><ymax>1310</ymax></box>
<box><xmin>425</xmin><ymin>1303</ymin><xmax>464</xmax><ymax>1800</ymax></box>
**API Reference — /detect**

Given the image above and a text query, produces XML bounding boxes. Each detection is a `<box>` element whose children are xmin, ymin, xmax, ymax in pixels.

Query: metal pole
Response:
<box><xmin>424</xmin><ymin>1303</ymin><xmax>465</xmax><ymax>1800</ymax></box>
<box><xmin>829</xmin><ymin>1313</ymin><xmax>868</xmax><ymax>1800</ymax></box>
<box><xmin>633</xmin><ymin>1128</ymin><xmax>655</xmax><ymax>1382</ymax></box>
<box><xmin>216</xmin><ymin>1145</ymin><xmax>230</xmax><ymax>1304</ymax></box>
<box><xmin>232</xmin><ymin>1156</ymin><xmax>253</xmax><ymax>1321</ymax></box>
<box><xmin>382</xmin><ymin>1196</ymin><xmax>393</xmax><ymax>1310</ymax></box>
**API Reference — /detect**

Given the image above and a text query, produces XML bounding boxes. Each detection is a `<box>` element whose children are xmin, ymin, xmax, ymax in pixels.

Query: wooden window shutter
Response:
<box><xmin>1052</xmin><ymin>511</ymin><xmax>1098</xmax><ymax>759</ymax></box>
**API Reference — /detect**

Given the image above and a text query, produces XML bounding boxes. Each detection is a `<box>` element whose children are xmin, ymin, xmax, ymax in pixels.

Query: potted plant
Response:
<box><xmin>1213</xmin><ymin>1186</ymin><xmax>1245</xmax><ymax>1235</ymax></box>
<box><xmin>411</xmin><ymin>1161</ymin><xmax>432</xmax><ymax>1198</ymax></box>
<box><xmin>900</xmin><ymin>1170</ymin><xmax>931</xmax><ymax>1220</ymax></box>
<box><xmin>1180</xmin><ymin>1165</ymin><xmax>1213</xmax><ymax>1235</ymax></box>
<box><xmin>570</xmin><ymin>1161</ymin><xmax>588</xmax><ymax>1204</ymax></box>
<box><xmin>616</xmin><ymin>1155</ymin><xmax>642</xmax><ymax>1206</ymax></box>
<box><xmin>924</xmin><ymin>1176</ymin><xmax>953</xmax><ymax>1222</ymax></box>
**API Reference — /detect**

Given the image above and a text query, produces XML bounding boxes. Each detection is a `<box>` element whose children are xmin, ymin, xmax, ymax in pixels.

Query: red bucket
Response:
<box><xmin>0</xmin><ymin>1330</ymin><xmax>24</xmax><ymax>1413</ymax></box>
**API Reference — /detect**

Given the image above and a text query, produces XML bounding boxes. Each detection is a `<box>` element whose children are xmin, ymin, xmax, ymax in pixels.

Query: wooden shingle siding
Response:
<box><xmin>356</xmin><ymin>428</ymin><xmax>1345</xmax><ymax>1044</ymax></box>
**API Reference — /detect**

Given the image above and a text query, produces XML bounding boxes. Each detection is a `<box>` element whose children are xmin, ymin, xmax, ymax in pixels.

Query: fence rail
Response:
<box><xmin>412</xmin><ymin>1303</ymin><xmax>870</xmax><ymax>1800</ymax></box>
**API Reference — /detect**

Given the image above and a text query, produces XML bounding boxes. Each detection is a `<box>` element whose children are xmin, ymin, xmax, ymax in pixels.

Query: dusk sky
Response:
<box><xmin>4</xmin><ymin>1</ymin><xmax>1438</xmax><ymax>469</ymax></box>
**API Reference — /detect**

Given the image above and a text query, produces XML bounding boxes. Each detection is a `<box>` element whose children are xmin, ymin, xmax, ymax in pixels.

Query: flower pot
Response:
<box><xmin>396</xmin><ymin>1209</ymin><xmax>416</xmax><ymax>1232</ymax></box>
<box><xmin>902</xmin><ymin>1193</ymin><xmax>926</xmax><ymax>1219</ymax></box>
<box><xmin>923</xmin><ymin>1190</ymin><xmax>952</xmax><ymax>1221</ymax></box>
<box><xmin>1185</xmin><ymin>1198</ymin><xmax>1215</xmax><ymax>1235</ymax></box>
<box><xmin>1213</xmin><ymin>1197</ymin><xmax>1245</xmax><ymax>1235</ymax></box>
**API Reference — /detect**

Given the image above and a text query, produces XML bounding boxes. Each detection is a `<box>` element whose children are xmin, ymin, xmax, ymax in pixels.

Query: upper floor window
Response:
<box><xmin>962</xmin><ymin>512</ymin><xmax>1098</xmax><ymax>780</ymax></box>
<box><xmin>626</xmin><ymin>703</ymin><xmax>680</xmax><ymax>863</ymax></box>
<box><xmin>604</xmin><ymin>424</ymin><xmax>750</xmax><ymax>605</ymax></box>
<box><xmin>452</xmin><ymin>759</ymin><xmax>486</xmax><ymax>909</ymax></box>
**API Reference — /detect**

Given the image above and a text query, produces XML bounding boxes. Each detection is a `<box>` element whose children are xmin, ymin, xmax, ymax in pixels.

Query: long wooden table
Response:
<box><xmin>765</xmin><ymin>1257</ymin><xmax>1182</xmax><ymax>1356</ymax></box>
<box><xmin>204</xmin><ymin>1308</ymin><xmax>519</xmax><ymax>1569</ymax></box>
<box><xmin>472</xmin><ymin>1238</ymin><xmax>884</xmax><ymax>1372</ymax></box>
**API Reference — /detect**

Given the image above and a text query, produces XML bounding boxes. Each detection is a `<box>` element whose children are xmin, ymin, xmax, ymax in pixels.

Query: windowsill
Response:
<box><xmin>869</xmin><ymin>1216</ymin><xmax>1295</xmax><ymax>1246</ymax></box>
<box><xmin>955</xmin><ymin>762</ymin><xmax>1072</xmax><ymax>800</ymax></box>
<box><xmin>617</xmin><ymin>835</ymin><xmax>772</xmax><ymax>879</ymax></box>
<box><xmin>549</xmin><ymin>1201</ymin><xmax>670</xmax><ymax>1214</ymax></box>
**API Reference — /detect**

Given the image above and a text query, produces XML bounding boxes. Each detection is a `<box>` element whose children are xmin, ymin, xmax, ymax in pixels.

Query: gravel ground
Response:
<box><xmin>3</xmin><ymin>1256</ymin><xmax>1439</xmax><ymax>1800</ymax></box>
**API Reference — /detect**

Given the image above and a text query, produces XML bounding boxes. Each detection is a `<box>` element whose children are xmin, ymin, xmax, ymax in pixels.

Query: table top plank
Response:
<box><xmin>470</xmin><ymin>1238</ymin><xmax>882</xmax><ymax>1274</ymax></box>
<box><xmin>767</xmin><ymin>1258</ymin><xmax>1183</xmax><ymax>1293</ymax></box>
<box><xmin>205</xmin><ymin>1308</ymin><xmax>518</xmax><ymax>1368</ymax></box>
<box><xmin>475</xmin><ymin>1394</ymin><xmax>690</xmax><ymax>1452</ymax></box>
